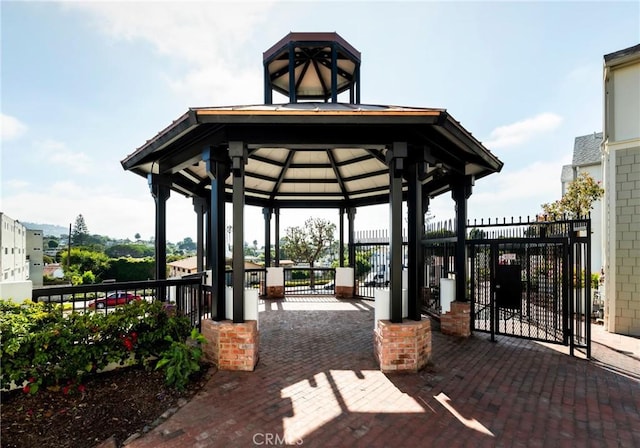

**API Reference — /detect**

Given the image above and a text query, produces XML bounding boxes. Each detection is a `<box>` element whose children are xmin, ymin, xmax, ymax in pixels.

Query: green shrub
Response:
<box><xmin>0</xmin><ymin>299</ymin><xmax>193</xmax><ymax>393</ymax></box>
<box><xmin>155</xmin><ymin>328</ymin><xmax>205</xmax><ymax>390</ymax></box>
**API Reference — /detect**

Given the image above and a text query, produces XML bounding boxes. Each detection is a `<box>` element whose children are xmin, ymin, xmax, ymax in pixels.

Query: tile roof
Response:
<box><xmin>572</xmin><ymin>132</ymin><xmax>603</xmax><ymax>167</ymax></box>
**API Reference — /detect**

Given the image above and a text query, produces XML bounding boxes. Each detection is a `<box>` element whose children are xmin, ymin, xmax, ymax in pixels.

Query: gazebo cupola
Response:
<box><xmin>263</xmin><ymin>32</ymin><xmax>361</xmax><ymax>104</ymax></box>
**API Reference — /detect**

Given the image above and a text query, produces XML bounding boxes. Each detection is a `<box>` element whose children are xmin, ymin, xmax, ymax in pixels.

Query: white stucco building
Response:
<box><xmin>601</xmin><ymin>43</ymin><xmax>640</xmax><ymax>336</ymax></box>
<box><xmin>26</xmin><ymin>229</ymin><xmax>44</xmax><ymax>287</ymax></box>
<box><xmin>0</xmin><ymin>213</ymin><xmax>29</xmax><ymax>282</ymax></box>
<box><xmin>0</xmin><ymin>212</ymin><xmax>33</xmax><ymax>301</ymax></box>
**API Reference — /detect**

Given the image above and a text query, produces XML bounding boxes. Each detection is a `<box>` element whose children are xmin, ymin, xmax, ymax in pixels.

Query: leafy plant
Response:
<box><xmin>0</xmin><ymin>299</ymin><xmax>193</xmax><ymax>394</ymax></box>
<box><xmin>542</xmin><ymin>172</ymin><xmax>604</xmax><ymax>219</ymax></box>
<box><xmin>155</xmin><ymin>328</ymin><xmax>206</xmax><ymax>390</ymax></box>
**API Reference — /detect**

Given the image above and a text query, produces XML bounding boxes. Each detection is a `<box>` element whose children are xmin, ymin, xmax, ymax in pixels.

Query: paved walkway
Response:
<box><xmin>127</xmin><ymin>297</ymin><xmax>640</xmax><ymax>448</ymax></box>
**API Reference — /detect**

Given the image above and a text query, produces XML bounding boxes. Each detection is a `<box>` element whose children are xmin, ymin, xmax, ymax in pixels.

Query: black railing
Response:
<box><xmin>224</xmin><ymin>268</ymin><xmax>267</xmax><ymax>296</ymax></box>
<box><xmin>282</xmin><ymin>267</ymin><xmax>335</xmax><ymax>295</ymax></box>
<box><xmin>354</xmin><ymin>229</ymin><xmax>407</xmax><ymax>299</ymax></box>
<box><xmin>422</xmin><ymin>285</ymin><xmax>441</xmax><ymax>318</ymax></box>
<box><xmin>32</xmin><ymin>274</ymin><xmax>207</xmax><ymax>329</ymax></box>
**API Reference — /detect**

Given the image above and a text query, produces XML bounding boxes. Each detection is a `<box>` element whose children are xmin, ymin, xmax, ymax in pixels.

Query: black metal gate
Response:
<box><xmin>468</xmin><ymin>218</ymin><xmax>591</xmax><ymax>357</ymax></box>
<box><xmin>353</xmin><ymin>230</ymin><xmax>407</xmax><ymax>299</ymax></box>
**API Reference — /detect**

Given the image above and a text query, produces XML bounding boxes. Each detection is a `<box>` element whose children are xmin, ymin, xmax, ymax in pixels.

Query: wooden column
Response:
<box><xmin>203</xmin><ymin>147</ymin><xmax>229</xmax><ymax>321</ymax></box>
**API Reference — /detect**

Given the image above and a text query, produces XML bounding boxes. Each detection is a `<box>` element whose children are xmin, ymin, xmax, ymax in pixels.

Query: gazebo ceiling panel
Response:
<box><xmin>246</xmin><ymin>159</ymin><xmax>281</xmax><ymax>179</ymax></box>
<box><xmin>347</xmin><ymin>174</ymin><xmax>390</xmax><ymax>192</ymax></box>
<box><xmin>122</xmin><ymin>102</ymin><xmax>503</xmax><ymax>207</ymax></box>
<box><xmin>339</xmin><ymin>159</ymin><xmax>384</xmax><ymax>178</ymax></box>
<box><xmin>331</xmin><ymin>147</ymin><xmax>373</xmax><ymax>163</ymax></box>
<box><xmin>251</xmin><ymin>147</ymin><xmax>290</xmax><ymax>164</ymax></box>
<box><xmin>283</xmin><ymin>168</ymin><xmax>333</xmax><ymax>180</ymax></box>
<box><xmin>277</xmin><ymin>183</ymin><xmax>342</xmax><ymax>194</ymax></box>
<box><xmin>245</xmin><ymin>177</ymin><xmax>275</xmax><ymax>191</ymax></box>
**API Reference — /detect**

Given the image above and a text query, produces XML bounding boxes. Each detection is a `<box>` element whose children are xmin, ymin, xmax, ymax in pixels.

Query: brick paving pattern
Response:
<box><xmin>126</xmin><ymin>298</ymin><xmax>640</xmax><ymax>448</ymax></box>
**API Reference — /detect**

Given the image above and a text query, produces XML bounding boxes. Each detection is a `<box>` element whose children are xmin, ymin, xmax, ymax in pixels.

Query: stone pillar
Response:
<box><xmin>201</xmin><ymin>319</ymin><xmax>259</xmax><ymax>371</ymax></box>
<box><xmin>335</xmin><ymin>267</ymin><xmax>354</xmax><ymax>299</ymax></box>
<box><xmin>440</xmin><ymin>301</ymin><xmax>471</xmax><ymax>337</ymax></box>
<box><xmin>265</xmin><ymin>267</ymin><xmax>285</xmax><ymax>299</ymax></box>
<box><xmin>374</xmin><ymin>318</ymin><xmax>431</xmax><ymax>373</ymax></box>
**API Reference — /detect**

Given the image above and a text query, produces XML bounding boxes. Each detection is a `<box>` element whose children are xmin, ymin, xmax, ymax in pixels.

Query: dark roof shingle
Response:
<box><xmin>572</xmin><ymin>132</ymin><xmax>602</xmax><ymax>166</ymax></box>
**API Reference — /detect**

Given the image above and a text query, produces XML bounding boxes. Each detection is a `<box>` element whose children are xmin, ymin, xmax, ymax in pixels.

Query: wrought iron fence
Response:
<box><xmin>32</xmin><ymin>274</ymin><xmax>207</xmax><ymax>329</ymax></box>
<box><xmin>422</xmin><ymin>219</ymin><xmax>457</xmax><ymax>315</ymax></box>
<box><xmin>224</xmin><ymin>268</ymin><xmax>267</xmax><ymax>296</ymax></box>
<box><xmin>353</xmin><ymin>229</ymin><xmax>407</xmax><ymax>299</ymax></box>
<box><xmin>282</xmin><ymin>267</ymin><xmax>335</xmax><ymax>295</ymax></box>
<box><xmin>466</xmin><ymin>216</ymin><xmax>591</xmax><ymax>356</ymax></box>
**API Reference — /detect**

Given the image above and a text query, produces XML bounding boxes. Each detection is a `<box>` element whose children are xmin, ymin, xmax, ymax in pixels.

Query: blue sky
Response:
<box><xmin>1</xmin><ymin>0</ymin><xmax>639</xmax><ymax>244</ymax></box>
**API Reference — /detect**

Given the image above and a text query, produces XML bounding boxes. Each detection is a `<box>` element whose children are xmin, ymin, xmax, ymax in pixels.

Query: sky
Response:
<box><xmin>1</xmin><ymin>0</ymin><xmax>639</xmax><ymax>245</ymax></box>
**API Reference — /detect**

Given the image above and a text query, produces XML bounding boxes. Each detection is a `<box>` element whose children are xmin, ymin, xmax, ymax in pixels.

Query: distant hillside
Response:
<box><xmin>22</xmin><ymin>222</ymin><xmax>69</xmax><ymax>237</ymax></box>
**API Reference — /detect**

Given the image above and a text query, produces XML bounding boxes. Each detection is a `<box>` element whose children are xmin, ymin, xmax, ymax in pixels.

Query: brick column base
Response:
<box><xmin>266</xmin><ymin>286</ymin><xmax>284</xmax><ymax>299</ymax></box>
<box><xmin>335</xmin><ymin>286</ymin><xmax>354</xmax><ymax>299</ymax></box>
<box><xmin>201</xmin><ymin>320</ymin><xmax>259</xmax><ymax>371</ymax></box>
<box><xmin>374</xmin><ymin>319</ymin><xmax>431</xmax><ymax>373</ymax></box>
<box><xmin>440</xmin><ymin>301</ymin><xmax>471</xmax><ymax>337</ymax></box>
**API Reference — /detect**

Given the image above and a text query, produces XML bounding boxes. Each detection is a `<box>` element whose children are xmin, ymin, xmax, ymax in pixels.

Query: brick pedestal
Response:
<box><xmin>335</xmin><ymin>285</ymin><xmax>354</xmax><ymax>299</ymax></box>
<box><xmin>266</xmin><ymin>285</ymin><xmax>284</xmax><ymax>299</ymax></box>
<box><xmin>440</xmin><ymin>301</ymin><xmax>471</xmax><ymax>337</ymax></box>
<box><xmin>201</xmin><ymin>320</ymin><xmax>259</xmax><ymax>371</ymax></box>
<box><xmin>374</xmin><ymin>319</ymin><xmax>431</xmax><ymax>373</ymax></box>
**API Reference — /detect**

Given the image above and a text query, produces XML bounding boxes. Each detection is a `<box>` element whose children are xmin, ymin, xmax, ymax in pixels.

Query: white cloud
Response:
<box><xmin>483</xmin><ymin>113</ymin><xmax>564</xmax><ymax>150</ymax></box>
<box><xmin>469</xmin><ymin>155</ymin><xmax>572</xmax><ymax>219</ymax></box>
<box><xmin>35</xmin><ymin>139</ymin><xmax>92</xmax><ymax>174</ymax></box>
<box><xmin>67</xmin><ymin>2</ymin><xmax>274</xmax><ymax>105</ymax></box>
<box><xmin>3</xmin><ymin>179</ymin><xmax>31</xmax><ymax>190</ymax></box>
<box><xmin>1</xmin><ymin>114</ymin><xmax>27</xmax><ymax>141</ymax></box>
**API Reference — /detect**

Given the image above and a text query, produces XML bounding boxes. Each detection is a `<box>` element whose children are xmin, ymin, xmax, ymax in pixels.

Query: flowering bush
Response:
<box><xmin>0</xmin><ymin>299</ymin><xmax>195</xmax><ymax>394</ymax></box>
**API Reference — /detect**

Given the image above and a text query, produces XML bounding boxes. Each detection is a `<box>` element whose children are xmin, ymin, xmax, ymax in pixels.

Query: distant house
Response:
<box><xmin>602</xmin><ymin>43</ymin><xmax>640</xmax><ymax>336</ymax></box>
<box><xmin>560</xmin><ymin>132</ymin><xmax>604</xmax><ymax>273</ymax></box>
<box><xmin>43</xmin><ymin>263</ymin><xmax>64</xmax><ymax>279</ymax></box>
<box><xmin>168</xmin><ymin>256</ymin><xmax>266</xmax><ymax>278</ymax></box>
<box><xmin>168</xmin><ymin>256</ymin><xmax>200</xmax><ymax>278</ymax></box>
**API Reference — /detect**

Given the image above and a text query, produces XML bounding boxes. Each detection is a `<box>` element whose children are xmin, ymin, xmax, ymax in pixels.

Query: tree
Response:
<box><xmin>134</xmin><ymin>232</ymin><xmax>141</xmax><ymax>241</ymax></box>
<box><xmin>282</xmin><ymin>217</ymin><xmax>336</xmax><ymax>288</ymax></box>
<box><xmin>61</xmin><ymin>248</ymin><xmax>110</xmax><ymax>282</ymax></box>
<box><xmin>541</xmin><ymin>172</ymin><xmax>604</xmax><ymax>219</ymax></box>
<box><xmin>71</xmin><ymin>214</ymin><xmax>89</xmax><ymax>246</ymax></box>
<box><xmin>47</xmin><ymin>239</ymin><xmax>59</xmax><ymax>249</ymax></box>
<box><xmin>105</xmin><ymin>244</ymin><xmax>154</xmax><ymax>258</ymax></box>
<box><xmin>177</xmin><ymin>237</ymin><xmax>196</xmax><ymax>252</ymax></box>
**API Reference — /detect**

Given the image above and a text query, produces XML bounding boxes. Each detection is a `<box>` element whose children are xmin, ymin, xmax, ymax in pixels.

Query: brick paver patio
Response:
<box><xmin>126</xmin><ymin>297</ymin><xmax>640</xmax><ymax>448</ymax></box>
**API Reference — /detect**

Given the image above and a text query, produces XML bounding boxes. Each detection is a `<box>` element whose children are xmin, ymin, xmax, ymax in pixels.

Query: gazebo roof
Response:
<box><xmin>121</xmin><ymin>102</ymin><xmax>503</xmax><ymax>208</ymax></box>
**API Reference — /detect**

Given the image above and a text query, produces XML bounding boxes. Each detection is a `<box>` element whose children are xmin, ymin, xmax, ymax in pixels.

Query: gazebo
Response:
<box><xmin>121</xmin><ymin>32</ymin><xmax>503</xmax><ymax>372</ymax></box>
